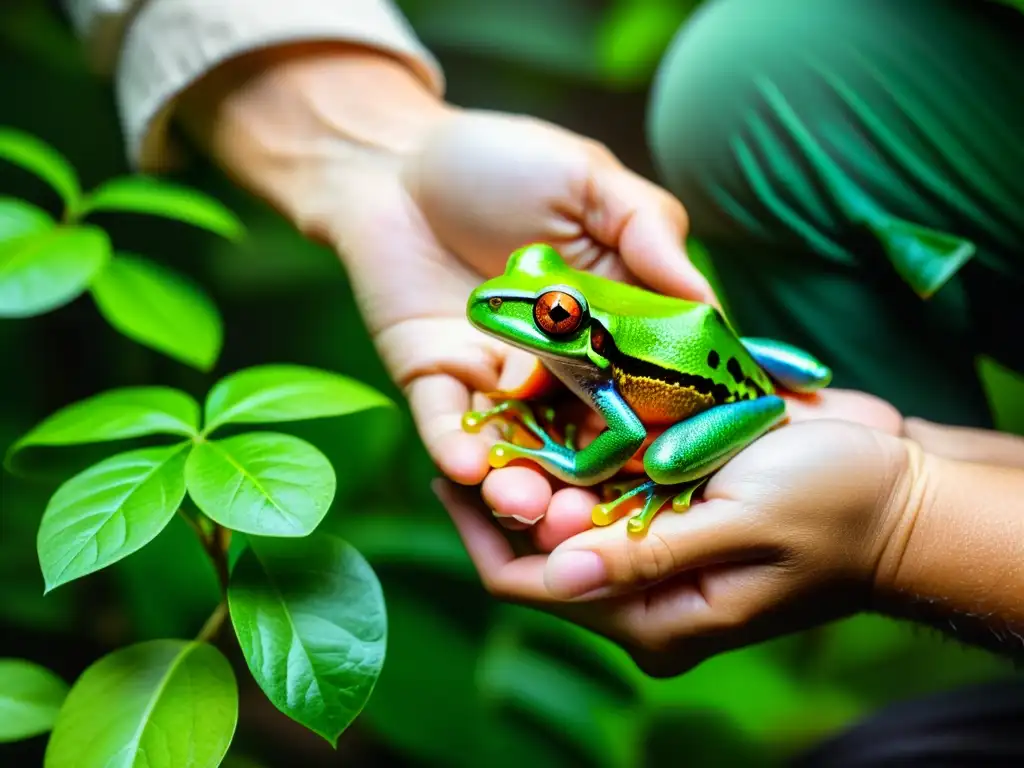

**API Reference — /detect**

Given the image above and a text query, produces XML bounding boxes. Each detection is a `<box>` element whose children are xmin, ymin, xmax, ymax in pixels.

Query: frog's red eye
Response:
<box><xmin>534</xmin><ymin>291</ymin><xmax>584</xmax><ymax>336</ymax></box>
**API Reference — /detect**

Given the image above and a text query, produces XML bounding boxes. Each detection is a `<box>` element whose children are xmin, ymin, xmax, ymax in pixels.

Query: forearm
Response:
<box><xmin>875</xmin><ymin>443</ymin><xmax>1024</xmax><ymax>659</ymax></box>
<box><xmin>175</xmin><ymin>44</ymin><xmax>454</xmax><ymax>242</ymax></box>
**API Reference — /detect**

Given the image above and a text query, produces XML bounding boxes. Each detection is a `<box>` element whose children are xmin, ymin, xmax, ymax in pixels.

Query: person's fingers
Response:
<box><xmin>903</xmin><ymin>416</ymin><xmax>1024</xmax><ymax>468</ymax></box>
<box><xmin>434</xmin><ymin>478</ymin><xmax>789</xmax><ymax>666</ymax></box>
<box><xmin>784</xmin><ymin>388</ymin><xmax>903</xmax><ymax>435</ymax></box>
<box><xmin>587</xmin><ymin>161</ymin><xmax>719</xmax><ymax>307</ymax></box>
<box><xmin>542</xmin><ymin>496</ymin><xmax>770</xmax><ymax>600</ymax></box>
<box><xmin>531</xmin><ymin>487</ymin><xmax>602</xmax><ymax>551</ymax></box>
<box><xmin>407</xmin><ymin>375</ymin><xmax>492</xmax><ymax>485</ymax></box>
<box><xmin>433</xmin><ymin>479</ymin><xmax>556</xmax><ymax>603</ymax></box>
<box><xmin>494</xmin><ymin>348</ymin><xmax>549</xmax><ymax>394</ymax></box>
<box><xmin>482</xmin><ymin>466</ymin><xmax>554</xmax><ymax>529</ymax></box>
<box><xmin>378</xmin><ymin>317</ymin><xmax>508</xmax><ymax>485</ymax></box>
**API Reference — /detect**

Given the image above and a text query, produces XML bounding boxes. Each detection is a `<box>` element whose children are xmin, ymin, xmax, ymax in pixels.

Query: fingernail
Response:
<box><xmin>493</xmin><ymin>512</ymin><xmax>533</xmax><ymax>531</ymax></box>
<box><xmin>545</xmin><ymin>551</ymin><xmax>607</xmax><ymax>598</ymax></box>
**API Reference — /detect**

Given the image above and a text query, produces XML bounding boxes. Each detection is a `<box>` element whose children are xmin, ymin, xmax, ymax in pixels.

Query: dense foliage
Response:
<box><xmin>2</xmin><ymin>1</ymin><xmax>1023</xmax><ymax>766</ymax></box>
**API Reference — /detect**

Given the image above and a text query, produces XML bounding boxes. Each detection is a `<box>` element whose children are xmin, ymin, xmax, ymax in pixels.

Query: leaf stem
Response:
<box><xmin>180</xmin><ymin>505</ymin><xmax>232</xmax><ymax>643</ymax></box>
<box><xmin>206</xmin><ymin>524</ymin><xmax>231</xmax><ymax>595</ymax></box>
<box><xmin>188</xmin><ymin>514</ymin><xmax>232</xmax><ymax>644</ymax></box>
<box><xmin>197</xmin><ymin>600</ymin><xmax>228</xmax><ymax>643</ymax></box>
<box><xmin>177</xmin><ymin>507</ymin><xmax>210</xmax><ymax>546</ymax></box>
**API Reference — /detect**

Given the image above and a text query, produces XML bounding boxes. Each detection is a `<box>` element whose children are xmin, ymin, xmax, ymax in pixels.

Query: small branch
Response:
<box><xmin>180</xmin><ymin>505</ymin><xmax>233</xmax><ymax>645</ymax></box>
<box><xmin>177</xmin><ymin>507</ymin><xmax>210</xmax><ymax>546</ymax></box>
<box><xmin>204</xmin><ymin>525</ymin><xmax>231</xmax><ymax>596</ymax></box>
<box><xmin>197</xmin><ymin>601</ymin><xmax>228</xmax><ymax>644</ymax></box>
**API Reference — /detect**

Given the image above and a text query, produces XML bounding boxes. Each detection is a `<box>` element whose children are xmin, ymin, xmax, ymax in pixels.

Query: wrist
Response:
<box><xmin>869</xmin><ymin>437</ymin><xmax>934</xmax><ymax>606</ymax></box>
<box><xmin>176</xmin><ymin>42</ymin><xmax>457</xmax><ymax>239</ymax></box>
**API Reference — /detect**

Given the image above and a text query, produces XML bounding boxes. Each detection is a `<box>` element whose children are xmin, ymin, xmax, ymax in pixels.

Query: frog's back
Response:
<box><xmin>600</xmin><ymin>304</ymin><xmax>774</xmax><ymax>426</ymax></box>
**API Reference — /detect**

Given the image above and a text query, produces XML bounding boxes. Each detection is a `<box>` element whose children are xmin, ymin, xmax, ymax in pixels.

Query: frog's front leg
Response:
<box><xmin>463</xmin><ymin>400</ymin><xmax>579</xmax><ymax>450</ymax></box>
<box><xmin>486</xmin><ymin>381</ymin><xmax>646</xmax><ymax>486</ymax></box>
<box><xmin>463</xmin><ymin>399</ymin><xmax>553</xmax><ymax>447</ymax></box>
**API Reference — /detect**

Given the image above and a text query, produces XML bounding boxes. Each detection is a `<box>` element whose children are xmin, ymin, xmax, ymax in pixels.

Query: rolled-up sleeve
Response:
<box><xmin>61</xmin><ymin>0</ymin><xmax>445</xmax><ymax>172</ymax></box>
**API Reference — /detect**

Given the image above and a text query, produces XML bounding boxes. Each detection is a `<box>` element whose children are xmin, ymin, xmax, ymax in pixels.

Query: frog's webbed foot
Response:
<box><xmin>593</xmin><ymin>478</ymin><xmax>709</xmax><ymax>534</ymax></box>
<box><xmin>463</xmin><ymin>399</ymin><xmax>550</xmax><ymax>445</ymax></box>
<box><xmin>599</xmin><ymin>477</ymin><xmax>648</xmax><ymax>503</ymax></box>
<box><xmin>671</xmin><ymin>477</ymin><xmax>709</xmax><ymax>513</ymax></box>
<box><xmin>462</xmin><ymin>399</ymin><xmax>572</xmax><ymax>475</ymax></box>
<box><xmin>464</xmin><ymin>384</ymin><xmax>644</xmax><ymax>487</ymax></box>
<box><xmin>463</xmin><ymin>399</ymin><xmax>580</xmax><ymax>450</ymax></box>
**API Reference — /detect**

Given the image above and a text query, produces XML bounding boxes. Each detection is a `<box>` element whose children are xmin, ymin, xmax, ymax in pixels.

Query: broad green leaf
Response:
<box><xmin>0</xmin><ymin>127</ymin><xmax>80</xmax><ymax>209</ymax></box>
<box><xmin>228</xmin><ymin>534</ymin><xmax>386</xmax><ymax>745</ymax></box>
<box><xmin>0</xmin><ymin>225</ymin><xmax>110</xmax><ymax>317</ymax></box>
<box><xmin>91</xmin><ymin>254</ymin><xmax>223</xmax><ymax>371</ymax></box>
<box><xmin>80</xmin><ymin>176</ymin><xmax>244</xmax><ymax>241</ymax></box>
<box><xmin>0</xmin><ymin>198</ymin><xmax>53</xmax><ymax>245</ymax></box>
<box><xmin>44</xmin><ymin>640</ymin><xmax>237</xmax><ymax>768</ymax></box>
<box><xmin>203</xmin><ymin>364</ymin><xmax>393</xmax><ymax>434</ymax></box>
<box><xmin>0</xmin><ymin>659</ymin><xmax>69</xmax><ymax>742</ymax></box>
<box><xmin>37</xmin><ymin>443</ymin><xmax>190</xmax><ymax>592</ymax></box>
<box><xmin>6</xmin><ymin>387</ymin><xmax>199</xmax><ymax>471</ymax></box>
<box><xmin>186</xmin><ymin>432</ymin><xmax>335</xmax><ymax>537</ymax></box>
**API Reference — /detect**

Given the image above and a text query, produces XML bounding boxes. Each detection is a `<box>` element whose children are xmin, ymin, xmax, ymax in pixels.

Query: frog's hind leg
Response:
<box><xmin>644</xmin><ymin>395</ymin><xmax>787</xmax><ymax>486</ymax></box>
<box><xmin>741</xmin><ymin>337</ymin><xmax>832</xmax><ymax>393</ymax></box>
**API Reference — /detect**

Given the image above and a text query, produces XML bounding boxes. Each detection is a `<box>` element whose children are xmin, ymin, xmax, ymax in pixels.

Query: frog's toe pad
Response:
<box><xmin>488</xmin><ymin>443</ymin><xmax>519</xmax><ymax>468</ymax></box>
<box><xmin>591</xmin><ymin>503</ymin><xmax>617</xmax><ymax>527</ymax></box>
<box><xmin>462</xmin><ymin>410</ymin><xmax>486</xmax><ymax>433</ymax></box>
<box><xmin>626</xmin><ymin>515</ymin><xmax>651</xmax><ymax>534</ymax></box>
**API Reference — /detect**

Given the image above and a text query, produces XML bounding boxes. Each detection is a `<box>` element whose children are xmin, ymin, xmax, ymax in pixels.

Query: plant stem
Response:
<box><xmin>197</xmin><ymin>601</ymin><xmax>228</xmax><ymax>643</ymax></box>
<box><xmin>177</xmin><ymin>507</ymin><xmax>210</xmax><ymax>546</ymax></box>
<box><xmin>206</xmin><ymin>524</ymin><xmax>231</xmax><ymax>596</ymax></box>
<box><xmin>180</xmin><ymin>505</ymin><xmax>233</xmax><ymax>643</ymax></box>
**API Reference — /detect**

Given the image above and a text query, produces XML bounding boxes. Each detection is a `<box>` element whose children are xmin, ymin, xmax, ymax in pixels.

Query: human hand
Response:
<box><xmin>435</xmin><ymin>416</ymin><xmax>915</xmax><ymax>677</ymax></box>
<box><xmin>326</xmin><ymin>100</ymin><xmax>717</xmax><ymax>490</ymax></box>
<box><xmin>182</xmin><ymin>48</ymin><xmax>716</xmax><ymax>485</ymax></box>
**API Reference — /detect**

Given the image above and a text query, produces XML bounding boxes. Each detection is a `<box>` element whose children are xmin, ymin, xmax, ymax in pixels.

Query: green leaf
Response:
<box><xmin>228</xmin><ymin>534</ymin><xmax>386</xmax><ymax>745</ymax></box>
<box><xmin>37</xmin><ymin>443</ymin><xmax>190</xmax><ymax>592</ymax></box>
<box><xmin>91</xmin><ymin>253</ymin><xmax>223</xmax><ymax>371</ymax></box>
<box><xmin>0</xmin><ymin>225</ymin><xmax>110</xmax><ymax>318</ymax></box>
<box><xmin>0</xmin><ymin>659</ymin><xmax>69</xmax><ymax>742</ymax></box>
<box><xmin>0</xmin><ymin>198</ymin><xmax>53</xmax><ymax>245</ymax></box>
<box><xmin>44</xmin><ymin>640</ymin><xmax>238</xmax><ymax>768</ymax></box>
<box><xmin>0</xmin><ymin>127</ymin><xmax>80</xmax><ymax>209</ymax></box>
<box><xmin>186</xmin><ymin>432</ymin><xmax>336</xmax><ymax>537</ymax></box>
<box><xmin>80</xmin><ymin>176</ymin><xmax>244</xmax><ymax>241</ymax></box>
<box><xmin>203</xmin><ymin>364</ymin><xmax>393</xmax><ymax>434</ymax></box>
<box><xmin>596</xmin><ymin>0</ymin><xmax>697</xmax><ymax>88</ymax></box>
<box><xmin>6</xmin><ymin>387</ymin><xmax>199</xmax><ymax>472</ymax></box>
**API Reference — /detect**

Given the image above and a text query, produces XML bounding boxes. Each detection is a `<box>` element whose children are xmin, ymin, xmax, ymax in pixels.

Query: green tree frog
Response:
<box><xmin>462</xmin><ymin>243</ymin><xmax>832</xmax><ymax>533</ymax></box>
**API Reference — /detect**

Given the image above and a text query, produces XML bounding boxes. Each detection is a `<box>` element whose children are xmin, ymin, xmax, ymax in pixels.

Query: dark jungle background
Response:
<box><xmin>3</xmin><ymin>1</ymin><xmax>1024</xmax><ymax>766</ymax></box>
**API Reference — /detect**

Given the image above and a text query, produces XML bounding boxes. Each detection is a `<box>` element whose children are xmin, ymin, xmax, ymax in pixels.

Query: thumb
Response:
<box><xmin>590</xmin><ymin>162</ymin><xmax>720</xmax><ymax>307</ymax></box>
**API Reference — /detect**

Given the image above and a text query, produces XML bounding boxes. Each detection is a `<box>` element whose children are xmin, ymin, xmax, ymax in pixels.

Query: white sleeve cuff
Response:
<box><xmin>115</xmin><ymin>0</ymin><xmax>445</xmax><ymax>171</ymax></box>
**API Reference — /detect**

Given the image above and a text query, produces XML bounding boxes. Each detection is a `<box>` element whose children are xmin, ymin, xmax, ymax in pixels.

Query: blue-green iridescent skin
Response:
<box><xmin>463</xmin><ymin>243</ymin><xmax>832</xmax><ymax>533</ymax></box>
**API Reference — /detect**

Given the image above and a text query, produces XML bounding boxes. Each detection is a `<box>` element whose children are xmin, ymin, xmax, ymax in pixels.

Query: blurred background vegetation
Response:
<box><xmin>2</xmin><ymin>0</ymin><xmax>1023</xmax><ymax>765</ymax></box>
